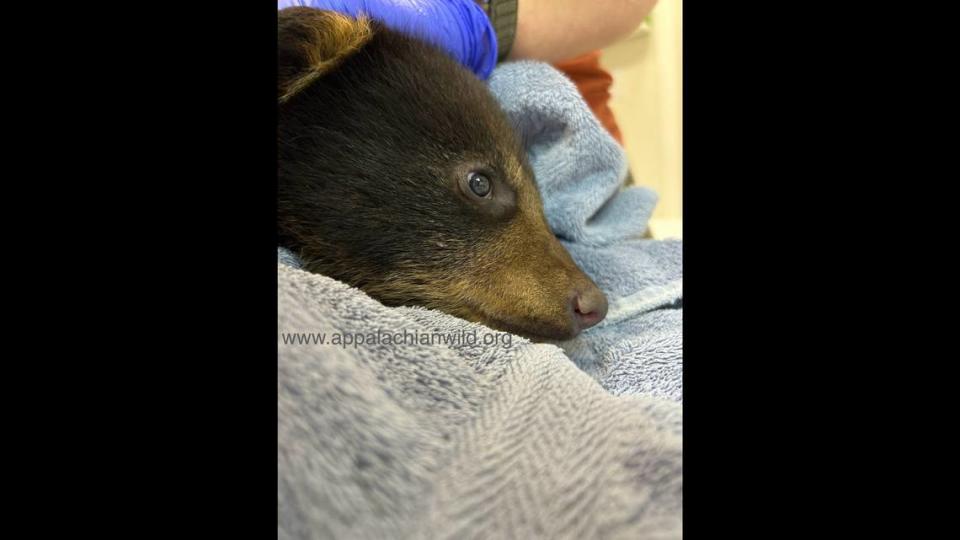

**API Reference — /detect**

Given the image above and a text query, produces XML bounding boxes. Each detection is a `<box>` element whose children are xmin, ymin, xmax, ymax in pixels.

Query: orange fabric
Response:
<box><xmin>553</xmin><ymin>51</ymin><xmax>624</xmax><ymax>146</ymax></box>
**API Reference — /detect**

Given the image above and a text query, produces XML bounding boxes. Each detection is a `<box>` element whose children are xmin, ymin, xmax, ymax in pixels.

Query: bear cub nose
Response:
<box><xmin>572</xmin><ymin>285</ymin><xmax>608</xmax><ymax>331</ymax></box>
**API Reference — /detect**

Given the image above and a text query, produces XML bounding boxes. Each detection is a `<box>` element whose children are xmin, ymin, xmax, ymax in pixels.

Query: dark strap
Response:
<box><xmin>478</xmin><ymin>0</ymin><xmax>518</xmax><ymax>61</ymax></box>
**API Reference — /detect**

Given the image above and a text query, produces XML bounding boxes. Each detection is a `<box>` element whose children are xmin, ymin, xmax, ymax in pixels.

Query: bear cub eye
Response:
<box><xmin>466</xmin><ymin>172</ymin><xmax>492</xmax><ymax>198</ymax></box>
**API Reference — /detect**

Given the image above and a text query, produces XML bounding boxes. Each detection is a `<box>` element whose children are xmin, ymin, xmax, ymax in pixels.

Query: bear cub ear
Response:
<box><xmin>278</xmin><ymin>7</ymin><xmax>373</xmax><ymax>103</ymax></box>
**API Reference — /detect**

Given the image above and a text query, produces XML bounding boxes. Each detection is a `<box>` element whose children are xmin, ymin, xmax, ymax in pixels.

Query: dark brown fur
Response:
<box><xmin>277</xmin><ymin>7</ymin><xmax>606</xmax><ymax>340</ymax></box>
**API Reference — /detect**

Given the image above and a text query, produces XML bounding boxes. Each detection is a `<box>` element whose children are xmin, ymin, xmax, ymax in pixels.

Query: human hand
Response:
<box><xmin>277</xmin><ymin>0</ymin><xmax>498</xmax><ymax>79</ymax></box>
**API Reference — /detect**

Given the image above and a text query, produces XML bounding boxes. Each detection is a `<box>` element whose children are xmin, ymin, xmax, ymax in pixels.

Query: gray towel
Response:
<box><xmin>278</xmin><ymin>60</ymin><xmax>682</xmax><ymax>539</ymax></box>
<box><xmin>279</xmin><ymin>266</ymin><xmax>682</xmax><ymax>539</ymax></box>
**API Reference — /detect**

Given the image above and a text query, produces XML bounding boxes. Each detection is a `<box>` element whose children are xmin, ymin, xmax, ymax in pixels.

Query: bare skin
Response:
<box><xmin>508</xmin><ymin>0</ymin><xmax>659</xmax><ymax>62</ymax></box>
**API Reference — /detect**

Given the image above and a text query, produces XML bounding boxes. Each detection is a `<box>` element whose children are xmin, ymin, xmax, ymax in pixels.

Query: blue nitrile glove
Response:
<box><xmin>278</xmin><ymin>0</ymin><xmax>498</xmax><ymax>80</ymax></box>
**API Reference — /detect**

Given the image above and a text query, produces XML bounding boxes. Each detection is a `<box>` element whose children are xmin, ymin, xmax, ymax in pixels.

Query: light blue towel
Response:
<box><xmin>487</xmin><ymin>61</ymin><xmax>682</xmax><ymax>400</ymax></box>
<box><xmin>279</xmin><ymin>60</ymin><xmax>682</xmax><ymax>401</ymax></box>
<box><xmin>487</xmin><ymin>62</ymin><xmax>656</xmax><ymax>245</ymax></box>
